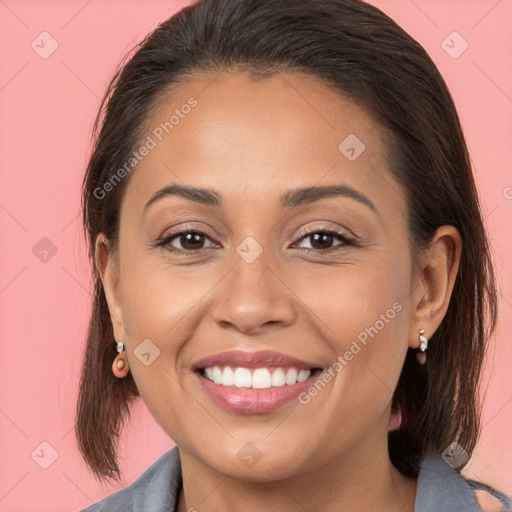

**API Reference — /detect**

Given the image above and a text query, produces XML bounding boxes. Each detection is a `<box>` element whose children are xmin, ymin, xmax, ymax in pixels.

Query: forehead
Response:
<box><xmin>122</xmin><ymin>70</ymin><xmax>405</xmax><ymax>220</ymax></box>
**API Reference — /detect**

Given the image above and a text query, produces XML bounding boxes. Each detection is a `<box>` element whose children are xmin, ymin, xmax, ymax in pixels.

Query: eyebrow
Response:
<box><xmin>143</xmin><ymin>183</ymin><xmax>377</xmax><ymax>215</ymax></box>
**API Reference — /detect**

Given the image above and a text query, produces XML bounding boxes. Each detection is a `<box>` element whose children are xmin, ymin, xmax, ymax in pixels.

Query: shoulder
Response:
<box><xmin>415</xmin><ymin>454</ymin><xmax>512</xmax><ymax>512</ymax></box>
<box><xmin>79</xmin><ymin>446</ymin><xmax>182</xmax><ymax>512</ymax></box>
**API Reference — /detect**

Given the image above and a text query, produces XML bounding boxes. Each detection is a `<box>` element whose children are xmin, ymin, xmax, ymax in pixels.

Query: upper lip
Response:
<box><xmin>192</xmin><ymin>350</ymin><xmax>322</xmax><ymax>370</ymax></box>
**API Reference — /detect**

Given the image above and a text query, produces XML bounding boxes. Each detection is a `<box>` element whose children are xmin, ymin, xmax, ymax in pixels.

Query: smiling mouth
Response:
<box><xmin>197</xmin><ymin>366</ymin><xmax>323</xmax><ymax>389</ymax></box>
<box><xmin>191</xmin><ymin>349</ymin><xmax>325</xmax><ymax>413</ymax></box>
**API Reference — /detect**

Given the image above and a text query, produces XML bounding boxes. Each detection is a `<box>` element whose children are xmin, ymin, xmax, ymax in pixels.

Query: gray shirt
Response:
<box><xmin>80</xmin><ymin>447</ymin><xmax>512</xmax><ymax>511</ymax></box>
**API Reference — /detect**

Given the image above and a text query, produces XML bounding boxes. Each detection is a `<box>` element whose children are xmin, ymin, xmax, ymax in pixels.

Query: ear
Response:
<box><xmin>95</xmin><ymin>233</ymin><xmax>128</xmax><ymax>342</ymax></box>
<box><xmin>408</xmin><ymin>225</ymin><xmax>462</xmax><ymax>348</ymax></box>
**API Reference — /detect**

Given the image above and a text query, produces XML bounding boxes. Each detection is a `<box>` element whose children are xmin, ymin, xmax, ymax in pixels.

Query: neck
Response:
<box><xmin>176</xmin><ymin>431</ymin><xmax>417</xmax><ymax>512</ymax></box>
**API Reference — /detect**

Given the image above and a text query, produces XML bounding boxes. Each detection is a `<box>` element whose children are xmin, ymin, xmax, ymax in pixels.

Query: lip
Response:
<box><xmin>192</xmin><ymin>350</ymin><xmax>323</xmax><ymax>414</ymax></box>
<box><xmin>195</xmin><ymin>373</ymin><xmax>319</xmax><ymax>414</ymax></box>
<box><xmin>192</xmin><ymin>349</ymin><xmax>321</xmax><ymax>371</ymax></box>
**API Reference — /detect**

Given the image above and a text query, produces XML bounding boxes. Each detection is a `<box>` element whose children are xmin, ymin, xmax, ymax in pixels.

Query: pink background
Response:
<box><xmin>0</xmin><ymin>1</ymin><xmax>510</xmax><ymax>510</ymax></box>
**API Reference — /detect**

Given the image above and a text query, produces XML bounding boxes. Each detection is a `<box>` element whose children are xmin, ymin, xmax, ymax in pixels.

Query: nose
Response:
<box><xmin>211</xmin><ymin>247</ymin><xmax>296</xmax><ymax>335</ymax></box>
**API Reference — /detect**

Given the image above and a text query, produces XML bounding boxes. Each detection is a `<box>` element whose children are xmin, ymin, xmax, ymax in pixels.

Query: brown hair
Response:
<box><xmin>76</xmin><ymin>0</ymin><xmax>498</xmax><ymax>482</ymax></box>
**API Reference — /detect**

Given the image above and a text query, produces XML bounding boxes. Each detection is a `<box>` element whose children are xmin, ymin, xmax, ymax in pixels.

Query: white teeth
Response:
<box><xmin>221</xmin><ymin>366</ymin><xmax>235</xmax><ymax>386</ymax></box>
<box><xmin>285</xmin><ymin>368</ymin><xmax>298</xmax><ymax>385</ymax></box>
<box><xmin>252</xmin><ymin>368</ymin><xmax>272</xmax><ymax>389</ymax></box>
<box><xmin>297</xmin><ymin>369</ymin><xmax>310</xmax><ymax>382</ymax></box>
<box><xmin>212</xmin><ymin>366</ymin><xmax>222</xmax><ymax>384</ymax></box>
<box><xmin>271</xmin><ymin>368</ymin><xmax>286</xmax><ymax>387</ymax></box>
<box><xmin>203</xmin><ymin>366</ymin><xmax>312</xmax><ymax>388</ymax></box>
<box><xmin>234</xmin><ymin>367</ymin><xmax>252</xmax><ymax>388</ymax></box>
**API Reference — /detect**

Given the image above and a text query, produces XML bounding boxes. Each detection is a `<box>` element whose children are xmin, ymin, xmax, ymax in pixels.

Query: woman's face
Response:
<box><xmin>100</xmin><ymin>70</ymin><xmax>423</xmax><ymax>479</ymax></box>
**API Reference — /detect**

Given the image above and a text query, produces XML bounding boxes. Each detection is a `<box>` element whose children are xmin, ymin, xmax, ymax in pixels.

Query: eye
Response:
<box><xmin>293</xmin><ymin>228</ymin><xmax>356</xmax><ymax>252</ymax></box>
<box><xmin>155</xmin><ymin>228</ymin><xmax>218</xmax><ymax>253</ymax></box>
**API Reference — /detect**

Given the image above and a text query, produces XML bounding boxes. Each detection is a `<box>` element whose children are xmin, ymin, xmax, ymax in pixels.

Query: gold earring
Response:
<box><xmin>416</xmin><ymin>329</ymin><xmax>429</xmax><ymax>365</ymax></box>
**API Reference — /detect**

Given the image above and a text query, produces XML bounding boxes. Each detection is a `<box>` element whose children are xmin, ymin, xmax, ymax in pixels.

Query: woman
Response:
<box><xmin>76</xmin><ymin>0</ymin><xmax>511</xmax><ymax>510</ymax></box>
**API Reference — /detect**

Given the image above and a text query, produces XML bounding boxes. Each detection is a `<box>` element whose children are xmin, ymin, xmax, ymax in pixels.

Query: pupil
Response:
<box><xmin>311</xmin><ymin>233</ymin><xmax>332</xmax><ymax>249</ymax></box>
<box><xmin>182</xmin><ymin>232</ymin><xmax>203</xmax><ymax>250</ymax></box>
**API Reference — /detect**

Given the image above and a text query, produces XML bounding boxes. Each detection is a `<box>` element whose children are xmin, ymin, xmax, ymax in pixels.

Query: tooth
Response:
<box><xmin>206</xmin><ymin>365</ymin><xmax>309</xmax><ymax>387</ymax></box>
<box><xmin>212</xmin><ymin>366</ymin><xmax>222</xmax><ymax>384</ymax></box>
<box><xmin>285</xmin><ymin>368</ymin><xmax>298</xmax><ymax>385</ymax></box>
<box><xmin>271</xmin><ymin>368</ymin><xmax>286</xmax><ymax>387</ymax></box>
<box><xmin>234</xmin><ymin>367</ymin><xmax>252</xmax><ymax>388</ymax></box>
<box><xmin>252</xmin><ymin>368</ymin><xmax>272</xmax><ymax>389</ymax></box>
<box><xmin>297</xmin><ymin>369</ymin><xmax>311</xmax><ymax>382</ymax></box>
<box><xmin>221</xmin><ymin>366</ymin><xmax>235</xmax><ymax>386</ymax></box>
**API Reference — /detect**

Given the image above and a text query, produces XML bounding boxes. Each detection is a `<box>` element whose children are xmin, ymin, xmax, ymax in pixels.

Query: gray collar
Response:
<box><xmin>414</xmin><ymin>455</ymin><xmax>483</xmax><ymax>511</ymax></box>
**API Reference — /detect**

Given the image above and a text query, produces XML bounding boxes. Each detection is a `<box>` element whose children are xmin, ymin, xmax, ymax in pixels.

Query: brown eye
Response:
<box><xmin>294</xmin><ymin>229</ymin><xmax>355</xmax><ymax>252</ymax></box>
<box><xmin>158</xmin><ymin>230</ymin><xmax>217</xmax><ymax>252</ymax></box>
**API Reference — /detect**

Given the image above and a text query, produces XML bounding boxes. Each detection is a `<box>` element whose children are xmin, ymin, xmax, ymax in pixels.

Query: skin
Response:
<box><xmin>95</xmin><ymin>70</ymin><xmax>461</xmax><ymax>512</ymax></box>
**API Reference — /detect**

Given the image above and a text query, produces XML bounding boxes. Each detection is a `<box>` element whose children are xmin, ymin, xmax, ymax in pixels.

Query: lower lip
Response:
<box><xmin>195</xmin><ymin>371</ymin><xmax>318</xmax><ymax>414</ymax></box>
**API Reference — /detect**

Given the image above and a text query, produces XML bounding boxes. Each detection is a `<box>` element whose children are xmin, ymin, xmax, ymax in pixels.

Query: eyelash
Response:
<box><xmin>154</xmin><ymin>225</ymin><xmax>358</xmax><ymax>255</ymax></box>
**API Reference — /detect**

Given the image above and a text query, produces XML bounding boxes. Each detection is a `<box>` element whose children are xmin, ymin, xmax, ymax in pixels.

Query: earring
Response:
<box><xmin>416</xmin><ymin>329</ymin><xmax>429</xmax><ymax>365</ymax></box>
<box><xmin>112</xmin><ymin>340</ymin><xmax>129</xmax><ymax>378</ymax></box>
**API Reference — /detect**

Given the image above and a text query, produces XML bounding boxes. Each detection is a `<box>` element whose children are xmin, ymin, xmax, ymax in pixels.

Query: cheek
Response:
<box><xmin>119</xmin><ymin>251</ymin><xmax>215</xmax><ymax>341</ymax></box>
<box><xmin>116</xmin><ymin>258</ymin><xmax>207</xmax><ymax>436</ymax></box>
<box><xmin>290</xmin><ymin>252</ymin><xmax>412</xmax><ymax>409</ymax></box>
<box><xmin>293</xmin><ymin>250</ymin><xmax>411</xmax><ymax>347</ymax></box>
<box><xmin>116</xmin><ymin>252</ymin><xmax>227</xmax><ymax>404</ymax></box>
